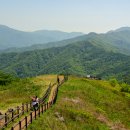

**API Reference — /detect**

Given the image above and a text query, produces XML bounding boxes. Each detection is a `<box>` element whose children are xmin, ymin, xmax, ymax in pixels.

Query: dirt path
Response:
<box><xmin>48</xmin><ymin>75</ymin><xmax>64</xmax><ymax>102</ymax></box>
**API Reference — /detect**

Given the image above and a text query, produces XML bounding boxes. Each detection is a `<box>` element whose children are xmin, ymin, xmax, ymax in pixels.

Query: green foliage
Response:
<box><xmin>1</xmin><ymin>26</ymin><xmax>130</xmax><ymax>85</ymax></box>
<box><xmin>0</xmin><ymin>71</ymin><xmax>15</xmax><ymax>85</ymax></box>
<box><xmin>121</xmin><ymin>83</ymin><xmax>130</xmax><ymax>93</ymax></box>
<box><xmin>0</xmin><ymin>41</ymin><xmax>130</xmax><ymax>84</ymax></box>
<box><xmin>0</xmin><ymin>77</ymin><xmax>44</xmax><ymax>110</ymax></box>
<box><xmin>28</xmin><ymin>77</ymin><xmax>130</xmax><ymax>130</ymax></box>
<box><xmin>109</xmin><ymin>78</ymin><xmax>118</xmax><ymax>87</ymax></box>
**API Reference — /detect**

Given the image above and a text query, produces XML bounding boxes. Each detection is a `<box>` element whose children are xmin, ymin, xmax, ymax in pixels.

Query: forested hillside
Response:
<box><xmin>0</xmin><ymin>41</ymin><xmax>130</xmax><ymax>83</ymax></box>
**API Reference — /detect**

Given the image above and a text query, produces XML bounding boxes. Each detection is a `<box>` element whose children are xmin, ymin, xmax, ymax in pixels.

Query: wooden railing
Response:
<box><xmin>0</xmin><ymin>82</ymin><xmax>54</xmax><ymax>129</ymax></box>
<box><xmin>10</xmin><ymin>76</ymin><xmax>66</xmax><ymax>130</ymax></box>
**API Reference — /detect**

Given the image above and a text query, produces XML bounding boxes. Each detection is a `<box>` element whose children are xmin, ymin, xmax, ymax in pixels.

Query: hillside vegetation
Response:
<box><xmin>0</xmin><ymin>41</ymin><xmax>130</xmax><ymax>83</ymax></box>
<box><xmin>0</xmin><ymin>74</ymin><xmax>57</xmax><ymax>113</ymax></box>
<box><xmin>28</xmin><ymin>76</ymin><xmax>130</xmax><ymax>130</ymax></box>
<box><xmin>0</xmin><ymin>71</ymin><xmax>14</xmax><ymax>85</ymax></box>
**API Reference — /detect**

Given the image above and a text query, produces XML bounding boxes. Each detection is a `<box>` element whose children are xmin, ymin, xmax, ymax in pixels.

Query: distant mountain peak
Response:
<box><xmin>0</xmin><ymin>24</ymin><xmax>11</xmax><ymax>29</ymax></box>
<box><xmin>107</xmin><ymin>27</ymin><xmax>130</xmax><ymax>33</ymax></box>
<box><xmin>0</xmin><ymin>25</ymin><xmax>84</xmax><ymax>50</ymax></box>
<box><xmin>0</xmin><ymin>24</ymin><xmax>25</xmax><ymax>32</ymax></box>
<box><xmin>88</xmin><ymin>32</ymin><xmax>97</xmax><ymax>35</ymax></box>
<box><xmin>115</xmin><ymin>27</ymin><xmax>130</xmax><ymax>32</ymax></box>
<box><xmin>34</xmin><ymin>29</ymin><xmax>84</xmax><ymax>35</ymax></box>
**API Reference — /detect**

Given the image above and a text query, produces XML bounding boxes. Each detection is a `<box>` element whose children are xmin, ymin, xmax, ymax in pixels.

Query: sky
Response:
<box><xmin>0</xmin><ymin>0</ymin><xmax>130</xmax><ymax>33</ymax></box>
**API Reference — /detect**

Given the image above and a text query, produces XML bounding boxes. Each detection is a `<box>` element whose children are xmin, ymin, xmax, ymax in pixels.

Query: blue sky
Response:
<box><xmin>0</xmin><ymin>0</ymin><xmax>130</xmax><ymax>33</ymax></box>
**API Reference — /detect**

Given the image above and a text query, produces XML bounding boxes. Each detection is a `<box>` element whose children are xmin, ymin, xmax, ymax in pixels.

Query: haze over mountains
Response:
<box><xmin>0</xmin><ymin>25</ymin><xmax>83</xmax><ymax>50</ymax></box>
<box><xmin>1</xmin><ymin>25</ymin><xmax>130</xmax><ymax>56</ymax></box>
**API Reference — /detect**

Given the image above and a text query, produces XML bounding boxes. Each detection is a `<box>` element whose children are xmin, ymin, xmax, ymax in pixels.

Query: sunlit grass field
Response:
<box><xmin>0</xmin><ymin>75</ymin><xmax>57</xmax><ymax>113</ymax></box>
<box><xmin>28</xmin><ymin>76</ymin><xmax>130</xmax><ymax>130</ymax></box>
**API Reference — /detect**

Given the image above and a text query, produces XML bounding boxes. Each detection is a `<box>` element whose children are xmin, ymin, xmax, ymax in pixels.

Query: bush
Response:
<box><xmin>109</xmin><ymin>78</ymin><xmax>118</xmax><ymax>87</ymax></box>
<box><xmin>0</xmin><ymin>71</ymin><xmax>15</xmax><ymax>85</ymax></box>
<box><xmin>120</xmin><ymin>83</ymin><xmax>130</xmax><ymax>93</ymax></box>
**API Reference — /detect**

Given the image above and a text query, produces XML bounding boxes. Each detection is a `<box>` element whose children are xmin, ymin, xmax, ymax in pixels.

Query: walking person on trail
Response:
<box><xmin>57</xmin><ymin>75</ymin><xmax>60</xmax><ymax>84</ymax></box>
<box><xmin>35</xmin><ymin>96</ymin><xmax>39</xmax><ymax>109</ymax></box>
<box><xmin>31</xmin><ymin>96</ymin><xmax>37</xmax><ymax>111</ymax></box>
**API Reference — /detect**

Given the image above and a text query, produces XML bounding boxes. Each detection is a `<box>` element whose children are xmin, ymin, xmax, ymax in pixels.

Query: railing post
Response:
<box><xmin>11</xmin><ymin>127</ymin><xmax>14</xmax><ymax>130</ymax></box>
<box><xmin>50</xmin><ymin>101</ymin><xmax>51</xmax><ymax>107</ymax></box>
<box><xmin>48</xmin><ymin>102</ymin><xmax>50</xmax><ymax>108</ymax></box>
<box><xmin>44</xmin><ymin>104</ymin><xmax>46</xmax><ymax>112</ymax></box>
<box><xmin>47</xmin><ymin>102</ymin><xmax>48</xmax><ymax>109</ymax></box>
<box><xmin>22</xmin><ymin>103</ymin><xmax>24</xmax><ymax>115</ymax></box>
<box><xmin>50</xmin><ymin>101</ymin><xmax>52</xmax><ymax>107</ymax></box>
<box><xmin>50</xmin><ymin>101</ymin><xmax>52</xmax><ymax>106</ymax></box>
<box><xmin>25</xmin><ymin>116</ymin><xmax>27</xmax><ymax>128</ymax></box>
<box><xmin>48</xmin><ymin>102</ymin><xmax>49</xmax><ymax>108</ymax></box>
<box><xmin>5</xmin><ymin>113</ymin><xmax>7</xmax><ymax>127</ymax></box>
<box><xmin>41</xmin><ymin>104</ymin><xmax>43</xmax><ymax>113</ymax></box>
<box><xmin>12</xmin><ymin>109</ymin><xmax>14</xmax><ymax>122</ymax></box>
<box><xmin>57</xmin><ymin>75</ymin><xmax>60</xmax><ymax>84</ymax></box>
<box><xmin>35</xmin><ymin>109</ymin><xmax>36</xmax><ymax>119</ymax></box>
<box><xmin>52</xmin><ymin>98</ymin><xmax>54</xmax><ymax>105</ymax></box>
<box><xmin>19</xmin><ymin>121</ymin><xmax>21</xmax><ymax>130</ymax></box>
<box><xmin>17</xmin><ymin>106</ymin><xmax>19</xmax><ymax>118</ymax></box>
<box><xmin>26</xmin><ymin>103</ymin><xmax>28</xmax><ymax>112</ymax></box>
<box><xmin>38</xmin><ymin>106</ymin><xmax>40</xmax><ymax>117</ymax></box>
<box><xmin>51</xmin><ymin>99</ymin><xmax>53</xmax><ymax>106</ymax></box>
<box><xmin>30</xmin><ymin>101</ymin><xmax>32</xmax><ymax>110</ymax></box>
<box><xmin>46</xmin><ymin>102</ymin><xmax>47</xmax><ymax>110</ymax></box>
<box><xmin>30</xmin><ymin>112</ymin><xmax>32</xmax><ymax>124</ymax></box>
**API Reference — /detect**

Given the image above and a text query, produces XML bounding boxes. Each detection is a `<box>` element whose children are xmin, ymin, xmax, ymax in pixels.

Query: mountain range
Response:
<box><xmin>0</xmin><ymin>39</ymin><xmax>130</xmax><ymax>83</ymax></box>
<box><xmin>0</xmin><ymin>25</ymin><xmax>83</xmax><ymax>50</ymax></box>
<box><xmin>0</xmin><ymin>25</ymin><xmax>130</xmax><ymax>83</ymax></box>
<box><xmin>1</xmin><ymin>26</ymin><xmax>130</xmax><ymax>56</ymax></box>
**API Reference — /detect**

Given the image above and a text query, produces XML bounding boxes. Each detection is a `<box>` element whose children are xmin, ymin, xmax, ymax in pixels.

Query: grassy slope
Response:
<box><xmin>28</xmin><ymin>76</ymin><xmax>130</xmax><ymax>130</ymax></box>
<box><xmin>0</xmin><ymin>75</ymin><xmax>57</xmax><ymax>113</ymax></box>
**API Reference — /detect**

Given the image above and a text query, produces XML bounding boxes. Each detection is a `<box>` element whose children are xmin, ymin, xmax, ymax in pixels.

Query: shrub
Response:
<box><xmin>120</xmin><ymin>83</ymin><xmax>130</xmax><ymax>93</ymax></box>
<box><xmin>109</xmin><ymin>78</ymin><xmax>118</xmax><ymax>87</ymax></box>
<box><xmin>0</xmin><ymin>71</ymin><xmax>15</xmax><ymax>85</ymax></box>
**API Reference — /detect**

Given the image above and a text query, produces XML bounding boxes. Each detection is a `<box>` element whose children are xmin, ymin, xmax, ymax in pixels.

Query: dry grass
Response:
<box><xmin>31</xmin><ymin>75</ymin><xmax>57</xmax><ymax>85</ymax></box>
<box><xmin>0</xmin><ymin>75</ymin><xmax>57</xmax><ymax>113</ymax></box>
<box><xmin>31</xmin><ymin>75</ymin><xmax>57</xmax><ymax>97</ymax></box>
<box><xmin>48</xmin><ymin>75</ymin><xmax>64</xmax><ymax>102</ymax></box>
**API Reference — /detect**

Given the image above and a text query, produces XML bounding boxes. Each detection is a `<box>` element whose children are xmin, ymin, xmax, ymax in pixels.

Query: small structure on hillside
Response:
<box><xmin>86</xmin><ymin>75</ymin><xmax>101</xmax><ymax>80</ymax></box>
<box><xmin>86</xmin><ymin>75</ymin><xmax>91</xmax><ymax>78</ymax></box>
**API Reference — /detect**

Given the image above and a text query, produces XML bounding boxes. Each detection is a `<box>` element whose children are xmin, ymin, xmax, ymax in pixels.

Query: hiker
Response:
<box><xmin>35</xmin><ymin>96</ymin><xmax>39</xmax><ymax>109</ymax></box>
<box><xmin>31</xmin><ymin>96</ymin><xmax>37</xmax><ymax>110</ymax></box>
<box><xmin>57</xmin><ymin>76</ymin><xmax>60</xmax><ymax>84</ymax></box>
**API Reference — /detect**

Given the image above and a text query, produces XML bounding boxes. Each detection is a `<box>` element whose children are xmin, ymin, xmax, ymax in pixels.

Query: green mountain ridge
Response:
<box><xmin>0</xmin><ymin>26</ymin><xmax>130</xmax><ymax>83</ymax></box>
<box><xmin>0</xmin><ymin>41</ymin><xmax>130</xmax><ymax>83</ymax></box>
